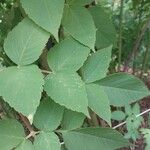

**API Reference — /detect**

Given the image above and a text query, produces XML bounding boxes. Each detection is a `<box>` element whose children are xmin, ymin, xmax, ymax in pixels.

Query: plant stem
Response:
<box><xmin>124</xmin><ymin>19</ymin><xmax>150</xmax><ymax>71</ymax></box>
<box><xmin>118</xmin><ymin>0</ymin><xmax>124</xmax><ymax>71</ymax></box>
<box><xmin>25</xmin><ymin>131</ymin><xmax>39</xmax><ymax>139</ymax></box>
<box><xmin>19</xmin><ymin>113</ymin><xmax>34</xmax><ymax>133</ymax></box>
<box><xmin>132</xmin><ymin>0</ymin><xmax>144</xmax><ymax>74</ymax></box>
<box><xmin>41</xmin><ymin>69</ymin><xmax>52</xmax><ymax>74</ymax></box>
<box><xmin>89</xmin><ymin>109</ymin><xmax>99</xmax><ymax>126</ymax></box>
<box><xmin>17</xmin><ymin>0</ymin><xmax>27</xmax><ymax>17</ymax></box>
<box><xmin>91</xmin><ymin>112</ymin><xmax>99</xmax><ymax>126</ymax></box>
<box><xmin>140</xmin><ymin>31</ymin><xmax>150</xmax><ymax>78</ymax></box>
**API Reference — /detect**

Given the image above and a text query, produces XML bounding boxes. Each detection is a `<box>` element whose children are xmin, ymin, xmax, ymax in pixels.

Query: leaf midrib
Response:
<box><xmin>19</xmin><ymin>29</ymin><xmax>35</xmax><ymax>64</ymax></box>
<box><xmin>69</xmin><ymin>131</ymin><xmax>127</xmax><ymax>144</ymax></box>
<box><xmin>99</xmin><ymin>84</ymin><xmax>149</xmax><ymax>93</ymax></box>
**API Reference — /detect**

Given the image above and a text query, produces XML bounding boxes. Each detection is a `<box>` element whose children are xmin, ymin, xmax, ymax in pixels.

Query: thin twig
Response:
<box><xmin>61</xmin><ymin>142</ymin><xmax>64</xmax><ymax>145</ymax></box>
<box><xmin>113</xmin><ymin>121</ymin><xmax>126</xmax><ymax>129</ymax></box>
<box><xmin>41</xmin><ymin>70</ymin><xmax>52</xmax><ymax>74</ymax></box>
<box><xmin>118</xmin><ymin>0</ymin><xmax>124</xmax><ymax>71</ymax></box>
<box><xmin>25</xmin><ymin>131</ymin><xmax>40</xmax><ymax>139</ymax></box>
<box><xmin>140</xmin><ymin>30</ymin><xmax>150</xmax><ymax>78</ymax></box>
<box><xmin>113</xmin><ymin>108</ymin><xmax>150</xmax><ymax>129</ymax></box>
<box><xmin>133</xmin><ymin>19</ymin><xmax>150</xmax><ymax>57</ymax></box>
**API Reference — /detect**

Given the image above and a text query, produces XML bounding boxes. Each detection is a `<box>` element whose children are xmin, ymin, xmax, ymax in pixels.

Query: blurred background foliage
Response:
<box><xmin>95</xmin><ymin>0</ymin><xmax>150</xmax><ymax>79</ymax></box>
<box><xmin>0</xmin><ymin>0</ymin><xmax>22</xmax><ymax>68</ymax></box>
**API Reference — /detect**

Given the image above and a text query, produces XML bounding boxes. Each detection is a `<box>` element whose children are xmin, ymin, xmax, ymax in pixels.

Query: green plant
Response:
<box><xmin>111</xmin><ymin>103</ymin><xmax>144</xmax><ymax>141</ymax></box>
<box><xmin>124</xmin><ymin>103</ymin><xmax>143</xmax><ymax>141</ymax></box>
<box><xmin>141</xmin><ymin>128</ymin><xmax>150</xmax><ymax>150</ymax></box>
<box><xmin>0</xmin><ymin>0</ymin><xmax>150</xmax><ymax>150</ymax></box>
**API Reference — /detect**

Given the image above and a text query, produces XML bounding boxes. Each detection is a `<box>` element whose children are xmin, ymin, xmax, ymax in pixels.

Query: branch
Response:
<box><xmin>118</xmin><ymin>0</ymin><xmax>124</xmax><ymax>71</ymax></box>
<box><xmin>132</xmin><ymin>19</ymin><xmax>150</xmax><ymax>56</ymax></box>
<box><xmin>113</xmin><ymin>108</ymin><xmax>150</xmax><ymax>129</ymax></box>
<box><xmin>124</xmin><ymin>19</ymin><xmax>150</xmax><ymax>70</ymax></box>
<box><xmin>19</xmin><ymin>113</ymin><xmax>34</xmax><ymax>133</ymax></box>
<box><xmin>19</xmin><ymin>114</ymin><xmax>41</xmax><ymax>139</ymax></box>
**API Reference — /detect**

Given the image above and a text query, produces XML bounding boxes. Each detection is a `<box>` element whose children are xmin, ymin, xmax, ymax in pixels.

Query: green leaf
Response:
<box><xmin>34</xmin><ymin>98</ymin><xmax>64</xmax><ymax>131</ymax></box>
<box><xmin>20</xmin><ymin>0</ymin><xmax>64</xmax><ymax>40</ymax></box>
<box><xmin>97</xmin><ymin>73</ymin><xmax>150</xmax><ymax>106</ymax></box>
<box><xmin>124</xmin><ymin>130</ymin><xmax>140</xmax><ymax>141</ymax></box>
<box><xmin>47</xmin><ymin>38</ymin><xmax>90</xmax><ymax>72</ymax></box>
<box><xmin>0</xmin><ymin>65</ymin><xmax>44</xmax><ymax>117</ymax></box>
<box><xmin>66</xmin><ymin>0</ymin><xmax>93</xmax><ymax>5</ymax></box>
<box><xmin>0</xmin><ymin>119</ymin><xmax>25</xmax><ymax>150</ymax></box>
<box><xmin>125</xmin><ymin>104</ymin><xmax>143</xmax><ymax>137</ymax></box>
<box><xmin>62</xmin><ymin>5</ymin><xmax>96</xmax><ymax>49</ymax></box>
<box><xmin>61</xmin><ymin>109</ymin><xmax>85</xmax><ymax>130</ymax></box>
<box><xmin>15</xmin><ymin>140</ymin><xmax>34</xmax><ymax>150</ymax></box>
<box><xmin>126</xmin><ymin>115</ymin><xmax>142</xmax><ymax>132</ymax></box>
<box><xmin>141</xmin><ymin>128</ymin><xmax>150</xmax><ymax>150</ymax></box>
<box><xmin>63</xmin><ymin>127</ymin><xmax>130</xmax><ymax>150</ymax></box>
<box><xmin>111</xmin><ymin>111</ymin><xmax>126</xmax><ymax>121</ymax></box>
<box><xmin>44</xmin><ymin>72</ymin><xmax>89</xmax><ymax>116</ymax></box>
<box><xmin>132</xmin><ymin>103</ymin><xmax>140</xmax><ymax>115</ymax></box>
<box><xmin>89</xmin><ymin>6</ymin><xmax>116</xmax><ymax>49</ymax></box>
<box><xmin>125</xmin><ymin>105</ymin><xmax>132</xmax><ymax>116</ymax></box>
<box><xmin>4</xmin><ymin>18</ymin><xmax>49</xmax><ymax>66</ymax></box>
<box><xmin>86</xmin><ymin>83</ymin><xmax>111</xmax><ymax>125</ymax></box>
<box><xmin>81</xmin><ymin>46</ymin><xmax>112</xmax><ymax>83</ymax></box>
<box><xmin>34</xmin><ymin>132</ymin><xmax>61</xmax><ymax>150</ymax></box>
